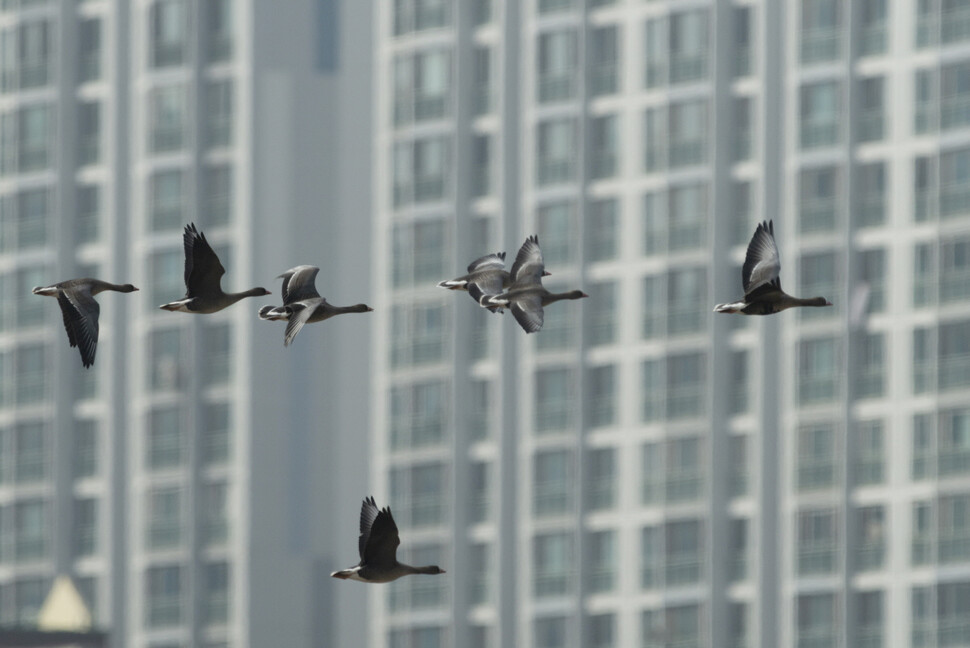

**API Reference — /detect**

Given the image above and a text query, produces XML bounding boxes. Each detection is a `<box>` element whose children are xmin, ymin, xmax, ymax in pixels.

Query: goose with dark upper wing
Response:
<box><xmin>33</xmin><ymin>278</ymin><xmax>139</xmax><ymax>368</ymax></box>
<box><xmin>714</xmin><ymin>220</ymin><xmax>833</xmax><ymax>315</ymax></box>
<box><xmin>258</xmin><ymin>265</ymin><xmax>372</xmax><ymax>346</ymax></box>
<box><xmin>331</xmin><ymin>496</ymin><xmax>446</xmax><ymax>583</ymax></box>
<box><xmin>160</xmin><ymin>223</ymin><xmax>270</xmax><ymax>313</ymax></box>
<box><xmin>476</xmin><ymin>235</ymin><xmax>587</xmax><ymax>333</ymax></box>
<box><xmin>438</xmin><ymin>251</ymin><xmax>550</xmax><ymax>313</ymax></box>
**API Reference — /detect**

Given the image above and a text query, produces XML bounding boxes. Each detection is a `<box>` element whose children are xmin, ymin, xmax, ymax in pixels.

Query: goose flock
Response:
<box><xmin>32</xmin><ymin>219</ymin><xmax>829</xmax><ymax>584</ymax></box>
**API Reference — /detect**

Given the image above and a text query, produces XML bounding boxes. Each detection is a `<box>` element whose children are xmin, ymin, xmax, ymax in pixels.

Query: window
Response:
<box><xmin>643</xmin><ymin>605</ymin><xmax>701</xmax><ymax>648</ymax></box>
<box><xmin>392</xmin><ymin>218</ymin><xmax>448</xmax><ymax>288</ymax></box>
<box><xmin>732</xmin><ymin>180</ymin><xmax>755</xmax><ymax>245</ymax></box>
<box><xmin>203</xmin><ymin>403</ymin><xmax>230</xmax><ymax>465</ymax></box>
<box><xmin>941</xmin><ymin>62</ymin><xmax>970</xmax><ymax>130</ymax></box>
<box><xmin>797</xmin><ymin>423</ymin><xmax>837</xmax><ymax>490</ymax></box>
<box><xmin>151</xmin><ymin>0</ymin><xmax>186</xmax><ymax>67</ymax></box>
<box><xmin>860</xmin><ymin>0</ymin><xmax>887</xmax><ymax>54</ymax></box>
<box><xmin>589</xmin><ymin>25</ymin><xmax>619</xmax><ymax>96</ymax></box>
<box><xmin>857</xmin><ymin>591</ymin><xmax>883</xmax><ymax>648</ymax></box>
<box><xmin>734</xmin><ymin>6</ymin><xmax>753</xmax><ymax>76</ymax></box>
<box><xmin>0</xmin><ymin>104</ymin><xmax>53</xmax><ymax>175</ymax></box>
<box><xmin>393</xmin><ymin>0</ymin><xmax>451</xmax><ymax>35</ymax></box>
<box><xmin>942</xmin><ymin>0</ymin><xmax>970</xmax><ymax>45</ymax></box>
<box><xmin>472</xmin><ymin>46</ymin><xmax>491</xmax><ymax>116</ymax></box>
<box><xmin>941</xmin><ymin>147</ymin><xmax>970</xmax><ymax>219</ymax></box>
<box><xmin>16</xmin><ymin>345</ymin><xmax>48</xmax><ymax>405</ymax></box>
<box><xmin>393</xmin><ymin>136</ymin><xmax>450</xmax><ymax>206</ymax></box>
<box><xmin>730</xmin><ymin>518</ymin><xmax>749</xmax><ymax>581</ymax></box>
<box><xmin>1</xmin><ymin>188</ymin><xmax>50</xmax><ymax>252</ymax></box>
<box><xmin>939</xmin><ymin>494</ymin><xmax>970</xmax><ymax>563</ymax></box>
<box><xmin>857</xmin><ymin>163</ymin><xmax>885</xmax><ymax>227</ymax></box>
<box><xmin>394</xmin><ymin>49</ymin><xmax>451</xmax><ymax>124</ymax></box>
<box><xmin>858</xmin><ymin>76</ymin><xmax>885</xmax><ymax>142</ymax></box>
<box><xmin>78</xmin><ymin>18</ymin><xmax>102</xmax><ymax>82</ymax></box>
<box><xmin>206</xmin><ymin>79</ymin><xmax>233</xmax><ymax>148</ymax></box>
<box><xmin>538</xmin><ymin>0</ymin><xmax>573</xmax><ymax>14</ymax></box>
<box><xmin>641</xmin><ymin>443</ymin><xmax>662</xmax><ymax>504</ymax></box>
<box><xmin>940</xmin><ymin>320</ymin><xmax>970</xmax><ymax>391</ymax></box>
<box><xmin>533</xmin><ymin>449</ymin><xmax>572</xmax><ymax>516</ymax></box>
<box><xmin>857</xmin><ymin>506</ymin><xmax>885</xmax><ymax>570</ymax></box>
<box><xmin>147</xmin><ymin>487</ymin><xmax>181</xmax><ymax>549</ymax></box>
<box><xmin>205</xmin><ymin>164</ymin><xmax>232</xmax><ymax>225</ymax></box>
<box><xmin>915</xmin><ymin>69</ymin><xmax>937</xmax><ymax>134</ymax></box>
<box><xmin>15</xmin><ymin>421</ymin><xmax>46</xmax><ymax>483</ymax></box>
<box><xmin>798</xmin><ymin>509</ymin><xmax>837</xmax><ymax>574</ymax></box>
<box><xmin>150</xmin><ymin>170</ymin><xmax>185</xmax><ymax>231</ymax></box>
<box><xmin>913</xmin><ymin>501</ymin><xmax>933</xmax><ymax>567</ymax></box>
<box><xmin>587</xmin><ymin>531</ymin><xmax>616</xmax><ymax>593</ymax></box>
<box><xmin>471</xmin><ymin>134</ymin><xmax>491</xmax><ymax>197</ymax></box>
<box><xmin>536</xmin><ymin>119</ymin><xmax>576</xmax><ymax>186</ymax></box>
<box><xmin>666</xmin><ymin>267</ymin><xmax>707</xmax><ymax>334</ymax></box>
<box><xmin>537</xmin><ymin>30</ymin><xmax>577</xmax><ymax>103</ymax></box>
<box><xmin>936</xmin><ymin>237</ymin><xmax>970</xmax><ymax>304</ymax></box>
<box><xmin>78</xmin><ymin>101</ymin><xmax>100</xmax><ymax>166</ymax></box>
<box><xmin>669</xmin><ymin>9</ymin><xmax>709</xmax><ymax>84</ymax></box>
<box><xmin>730</xmin><ymin>434</ymin><xmax>749</xmax><ymax>495</ymax></box>
<box><xmin>388</xmin><ymin>544</ymin><xmax>446</xmax><ymax>611</ymax></box>
<box><xmin>534</xmin><ymin>617</ymin><xmax>567</xmax><ymax>648</ymax></box>
<box><xmin>146</xmin><ymin>565</ymin><xmax>182</xmax><ymax>627</ymax></box>
<box><xmin>77</xmin><ymin>184</ymin><xmax>100</xmax><ymax>243</ymax></box>
<box><xmin>801</xmin><ymin>81</ymin><xmax>841</xmax><ymax>148</ymax></box>
<box><xmin>468</xmin><ymin>462</ymin><xmax>489</xmax><ymax>523</ymax></box>
<box><xmin>734</xmin><ymin>96</ymin><xmax>753</xmax><ymax>162</ymax></box>
<box><xmin>389</xmin><ymin>463</ymin><xmax>446</xmax><ymax>527</ymax></box>
<box><xmin>669</xmin><ymin>100</ymin><xmax>708</xmax><ymax>168</ymax></box>
<box><xmin>797</xmin><ymin>593</ymin><xmax>837</xmax><ymax>648</ymax></box>
<box><xmin>857</xmin><ymin>327</ymin><xmax>885</xmax><ymax>394</ymax></box>
<box><xmin>14</xmin><ymin>499</ymin><xmax>47</xmax><ymax>560</ymax></box>
<box><xmin>587</xmin><ymin>614</ymin><xmax>615</xmax><ymax>648</ymax></box>
<box><xmin>587</xmin><ymin>281</ymin><xmax>616</xmax><ymax>347</ymax></box>
<box><xmin>644</xmin><ymin>17</ymin><xmax>667</xmax><ymax>88</ymax></box>
<box><xmin>204</xmin><ymin>562</ymin><xmax>230</xmax><ymax>624</ymax></box>
<box><xmin>730</xmin><ymin>351</ymin><xmax>749</xmax><ymax>415</ymax></box>
<box><xmin>535</xmin><ymin>367</ymin><xmax>575</xmax><ymax>432</ymax></box>
<box><xmin>0</xmin><ymin>19</ymin><xmax>51</xmax><ymax>91</ymax></box>
<box><xmin>75</xmin><ymin>420</ymin><xmax>98</xmax><ymax>478</ymax></box>
<box><xmin>468</xmin><ymin>542</ymin><xmax>490</xmax><ymax>605</ymax></box>
<box><xmin>390</xmin><ymin>381</ymin><xmax>447</xmax><ymax>449</ymax></box>
<box><xmin>668</xmin><ymin>182</ymin><xmax>708</xmax><ymax>251</ymax></box>
<box><xmin>666</xmin><ymin>353</ymin><xmax>707</xmax><ymax>419</ymax></box>
<box><xmin>643</xmin><ymin>107</ymin><xmax>665</xmax><ymax>172</ymax></box>
<box><xmin>468</xmin><ymin>379</ymin><xmax>491</xmax><ymax>440</ymax></box>
<box><xmin>855</xmin><ymin>420</ymin><xmax>885</xmax><ymax>485</ymax></box>
<box><xmin>206</xmin><ymin>0</ymin><xmax>233</xmax><ymax>62</ymax></box>
<box><xmin>801</xmin><ymin>0</ymin><xmax>841</xmax><ymax>63</ymax></box>
<box><xmin>799</xmin><ymin>251</ymin><xmax>839</xmax><ymax>320</ymax></box>
<box><xmin>587</xmin><ymin>365</ymin><xmax>616</xmax><ymax>429</ymax></box>
<box><xmin>589</xmin><ymin>114</ymin><xmax>618</xmax><ymax>179</ymax></box>
<box><xmin>586</xmin><ymin>447</ymin><xmax>615</xmax><ymax>509</ymax></box>
<box><xmin>666</xmin><ymin>519</ymin><xmax>703</xmax><ymax>584</ymax></box>
<box><xmin>147</xmin><ymin>406</ymin><xmax>182</xmax><ymax>469</ymax></box>
<box><xmin>940</xmin><ymin>408</ymin><xmax>970</xmax><ymax>476</ymax></box>
<box><xmin>11</xmin><ymin>577</ymin><xmax>48</xmax><ymax>625</ymax></box>
<box><xmin>587</xmin><ymin>198</ymin><xmax>617</xmax><ymax>262</ymax></box>
<box><xmin>390</xmin><ymin>303</ymin><xmax>447</xmax><ymax>367</ymax></box>
<box><xmin>203</xmin><ymin>323</ymin><xmax>231</xmax><ymax>386</ymax></box>
<box><xmin>149</xmin><ymin>85</ymin><xmax>186</xmax><ymax>153</ymax></box>
<box><xmin>203</xmin><ymin>481</ymin><xmax>228</xmax><ymax>545</ymax></box>
<box><xmin>537</xmin><ymin>202</ymin><xmax>576</xmax><ymax>267</ymax></box>
<box><xmin>666</xmin><ymin>436</ymin><xmax>703</xmax><ymax>502</ymax></box>
<box><xmin>534</xmin><ymin>533</ymin><xmax>574</xmax><ymax>597</ymax></box>
<box><xmin>148</xmin><ymin>327</ymin><xmax>182</xmax><ymax>390</ymax></box>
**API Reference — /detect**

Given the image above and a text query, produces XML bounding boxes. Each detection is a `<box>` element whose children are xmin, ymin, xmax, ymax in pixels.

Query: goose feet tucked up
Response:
<box><xmin>331</xmin><ymin>496</ymin><xmax>446</xmax><ymax>584</ymax></box>
<box><xmin>34</xmin><ymin>278</ymin><xmax>139</xmax><ymax>368</ymax></box>
<box><xmin>258</xmin><ymin>265</ymin><xmax>372</xmax><ymax>346</ymax></box>
<box><xmin>713</xmin><ymin>220</ymin><xmax>833</xmax><ymax>315</ymax></box>
<box><xmin>160</xmin><ymin>223</ymin><xmax>270</xmax><ymax>313</ymax></box>
<box><xmin>476</xmin><ymin>235</ymin><xmax>587</xmax><ymax>333</ymax></box>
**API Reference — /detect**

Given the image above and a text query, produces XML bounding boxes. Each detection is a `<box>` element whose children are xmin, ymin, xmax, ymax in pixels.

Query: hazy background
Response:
<box><xmin>1</xmin><ymin>1</ymin><xmax>970</xmax><ymax>648</ymax></box>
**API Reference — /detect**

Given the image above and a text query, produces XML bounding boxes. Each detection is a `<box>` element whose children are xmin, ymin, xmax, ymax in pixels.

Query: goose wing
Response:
<box><xmin>510</xmin><ymin>293</ymin><xmax>544</xmax><ymax>333</ymax></box>
<box><xmin>467</xmin><ymin>270</ymin><xmax>506</xmax><ymax>302</ymax></box>
<box><xmin>509</xmin><ymin>235</ymin><xmax>544</xmax><ymax>285</ymax></box>
<box><xmin>358</xmin><ymin>496</ymin><xmax>380</xmax><ymax>560</ymax></box>
<box><xmin>279</xmin><ymin>265</ymin><xmax>321</xmax><ymax>304</ymax></box>
<box><xmin>183</xmin><ymin>223</ymin><xmax>225</xmax><ymax>297</ymax></box>
<box><xmin>56</xmin><ymin>289</ymin><xmax>100</xmax><ymax>368</ymax></box>
<box><xmin>467</xmin><ymin>252</ymin><xmax>506</xmax><ymax>274</ymax></box>
<box><xmin>742</xmin><ymin>220</ymin><xmax>782</xmax><ymax>298</ymax></box>
<box><xmin>282</xmin><ymin>300</ymin><xmax>320</xmax><ymax>347</ymax></box>
<box><xmin>362</xmin><ymin>503</ymin><xmax>401</xmax><ymax>567</ymax></box>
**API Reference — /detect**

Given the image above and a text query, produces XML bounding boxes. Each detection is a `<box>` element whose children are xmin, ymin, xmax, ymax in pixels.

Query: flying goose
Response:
<box><xmin>160</xmin><ymin>223</ymin><xmax>270</xmax><ymax>313</ymax></box>
<box><xmin>714</xmin><ymin>220</ymin><xmax>833</xmax><ymax>315</ymax></box>
<box><xmin>331</xmin><ymin>496</ymin><xmax>446</xmax><ymax>583</ymax></box>
<box><xmin>438</xmin><ymin>251</ymin><xmax>550</xmax><ymax>312</ymax></box>
<box><xmin>33</xmin><ymin>278</ymin><xmax>139</xmax><ymax>368</ymax></box>
<box><xmin>476</xmin><ymin>235</ymin><xmax>587</xmax><ymax>333</ymax></box>
<box><xmin>258</xmin><ymin>265</ymin><xmax>373</xmax><ymax>346</ymax></box>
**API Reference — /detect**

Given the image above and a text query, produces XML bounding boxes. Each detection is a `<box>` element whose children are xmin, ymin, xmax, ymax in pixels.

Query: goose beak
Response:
<box><xmin>542</xmin><ymin>271</ymin><xmax>552</xmax><ymax>277</ymax></box>
<box><xmin>825</xmin><ymin>300</ymin><xmax>833</xmax><ymax>306</ymax></box>
<box><xmin>581</xmin><ymin>293</ymin><xmax>589</xmax><ymax>298</ymax></box>
<box><xmin>366</xmin><ymin>307</ymin><xmax>374</xmax><ymax>312</ymax></box>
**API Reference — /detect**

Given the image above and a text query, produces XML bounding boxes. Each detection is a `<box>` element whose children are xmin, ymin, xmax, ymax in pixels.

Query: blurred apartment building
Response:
<box><xmin>0</xmin><ymin>0</ymin><xmax>372</xmax><ymax>646</ymax></box>
<box><xmin>370</xmin><ymin>0</ymin><xmax>970</xmax><ymax>647</ymax></box>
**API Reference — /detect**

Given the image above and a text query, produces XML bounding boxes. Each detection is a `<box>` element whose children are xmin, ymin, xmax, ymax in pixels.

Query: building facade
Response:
<box><xmin>370</xmin><ymin>1</ymin><xmax>970</xmax><ymax>647</ymax></box>
<box><xmin>0</xmin><ymin>1</ymin><xmax>372</xmax><ymax>647</ymax></box>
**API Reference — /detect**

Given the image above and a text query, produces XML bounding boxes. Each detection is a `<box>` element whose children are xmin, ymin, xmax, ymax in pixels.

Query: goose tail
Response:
<box><xmin>713</xmin><ymin>301</ymin><xmax>745</xmax><ymax>314</ymax></box>
<box><xmin>258</xmin><ymin>305</ymin><xmax>290</xmax><ymax>321</ymax></box>
<box><xmin>437</xmin><ymin>279</ymin><xmax>466</xmax><ymax>290</ymax></box>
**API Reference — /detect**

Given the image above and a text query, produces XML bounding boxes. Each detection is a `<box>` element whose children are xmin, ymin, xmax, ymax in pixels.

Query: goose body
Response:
<box><xmin>258</xmin><ymin>265</ymin><xmax>372</xmax><ymax>346</ymax></box>
<box><xmin>477</xmin><ymin>235</ymin><xmax>587</xmax><ymax>333</ymax></box>
<box><xmin>331</xmin><ymin>496</ymin><xmax>446</xmax><ymax>584</ymax></box>
<box><xmin>33</xmin><ymin>278</ymin><xmax>138</xmax><ymax>368</ymax></box>
<box><xmin>714</xmin><ymin>220</ymin><xmax>832</xmax><ymax>315</ymax></box>
<box><xmin>440</xmin><ymin>251</ymin><xmax>551</xmax><ymax>313</ymax></box>
<box><xmin>160</xmin><ymin>223</ymin><xmax>270</xmax><ymax>314</ymax></box>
